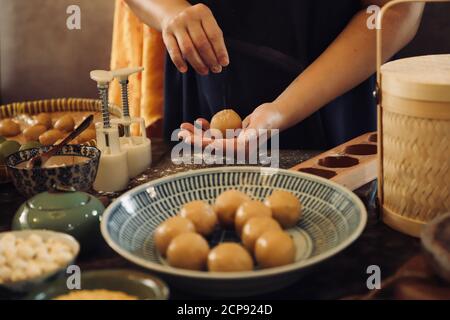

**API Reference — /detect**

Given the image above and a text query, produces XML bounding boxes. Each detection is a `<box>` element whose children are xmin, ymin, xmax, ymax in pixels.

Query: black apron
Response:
<box><xmin>163</xmin><ymin>0</ymin><xmax>377</xmax><ymax>149</ymax></box>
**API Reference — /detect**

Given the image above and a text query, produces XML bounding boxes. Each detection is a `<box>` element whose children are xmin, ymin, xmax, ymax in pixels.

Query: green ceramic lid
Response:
<box><xmin>28</xmin><ymin>191</ymin><xmax>90</xmax><ymax>211</ymax></box>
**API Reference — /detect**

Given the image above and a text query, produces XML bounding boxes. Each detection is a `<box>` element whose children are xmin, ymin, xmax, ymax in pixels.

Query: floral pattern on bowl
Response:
<box><xmin>6</xmin><ymin>145</ymin><xmax>101</xmax><ymax>198</ymax></box>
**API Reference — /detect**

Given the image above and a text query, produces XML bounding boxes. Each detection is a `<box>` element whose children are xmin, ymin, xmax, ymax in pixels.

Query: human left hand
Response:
<box><xmin>178</xmin><ymin>118</ymin><xmax>246</xmax><ymax>153</ymax></box>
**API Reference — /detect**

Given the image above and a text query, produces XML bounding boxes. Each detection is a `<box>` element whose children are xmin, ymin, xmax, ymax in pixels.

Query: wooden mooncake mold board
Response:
<box><xmin>291</xmin><ymin>132</ymin><xmax>378</xmax><ymax>191</ymax></box>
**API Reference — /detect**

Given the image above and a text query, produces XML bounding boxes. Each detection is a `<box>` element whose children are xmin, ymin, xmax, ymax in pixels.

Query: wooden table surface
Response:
<box><xmin>0</xmin><ymin>140</ymin><xmax>421</xmax><ymax>300</ymax></box>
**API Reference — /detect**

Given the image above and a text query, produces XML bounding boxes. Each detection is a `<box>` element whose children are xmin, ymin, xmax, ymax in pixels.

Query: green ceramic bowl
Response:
<box><xmin>25</xmin><ymin>269</ymin><xmax>169</xmax><ymax>300</ymax></box>
<box><xmin>12</xmin><ymin>191</ymin><xmax>105</xmax><ymax>250</ymax></box>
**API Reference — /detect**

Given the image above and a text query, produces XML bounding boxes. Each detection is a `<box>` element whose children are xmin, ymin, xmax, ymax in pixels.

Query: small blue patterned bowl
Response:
<box><xmin>101</xmin><ymin>167</ymin><xmax>367</xmax><ymax>297</ymax></box>
<box><xmin>6</xmin><ymin>145</ymin><xmax>101</xmax><ymax>198</ymax></box>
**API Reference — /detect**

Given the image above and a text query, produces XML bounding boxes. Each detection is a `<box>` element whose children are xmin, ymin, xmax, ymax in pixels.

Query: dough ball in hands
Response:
<box><xmin>166</xmin><ymin>233</ymin><xmax>209</xmax><ymax>271</ymax></box>
<box><xmin>180</xmin><ymin>201</ymin><xmax>218</xmax><ymax>236</ymax></box>
<box><xmin>264</xmin><ymin>190</ymin><xmax>302</xmax><ymax>228</ymax></box>
<box><xmin>215</xmin><ymin>190</ymin><xmax>251</xmax><ymax>227</ymax></box>
<box><xmin>207</xmin><ymin>243</ymin><xmax>254</xmax><ymax>272</ymax></box>
<box><xmin>241</xmin><ymin>217</ymin><xmax>282</xmax><ymax>253</ymax></box>
<box><xmin>154</xmin><ymin>216</ymin><xmax>196</xmax><ymax>256</ymax></box>
<box><xmin>255</xmin><ymin>230</ymin><xmax>296</xmax><ymax>269</ymax></box>
<box><xmin>235</xmin><ymin>200</ymin><xmax>272</xmax><ymax>236</ymax></box>
<box><xmin>210</xmin><ymin>109</ymin><xmax>242</xmax><ymax>137</ymax></box>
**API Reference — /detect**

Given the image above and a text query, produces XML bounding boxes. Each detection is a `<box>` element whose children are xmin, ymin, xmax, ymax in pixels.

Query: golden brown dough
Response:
<box><xmin>210</xmin><ymin>109</ymin><xmax>242</xmax><ymax>137</ymax></box>
<box><xmin>264</xmin><ymin>190</ymin><xmax>302</xmax><ymax>228</ymax></box>
<box><xmin>23</xmin><ymin>125</ymin><xmax>47</xmax><ymax>142</ymax></box>
<box><xmin>214</xmin><ymin>190</ymin><xmax>251</xmax><ymax>227</ymax></box>
<box><xmin>207</xmin><ymin>243</ymin><xmax>254</xmax><ymax>272</ymax></box>
<box><xmin>0</xmin><ymin>119</ymin><xmax>21</xmax><ymax>137</ymax></box>
<box><xmin>241</xmin><ymin>217</ymin><xmax>282</xmax><ymax>253</ymax></box>
<box><xmin>154</xmin><ymin>216</ymin><xmax>196</xmax><ymax>256</ymax></box>
<box><xmin>54</xmin><ymin>115</ymin><xmax>75</xmax><ymax>132</ymax></box>
<box><xmin>39</xmin><ymin>129</ymin><xmax>65</xmax><ymax>145</ymax></box>
<box><xmin>35</xmin><ymin>113</ymin><xmax>52</xmax><ymax>129</ymax></box>
<box><xmin>255</xmin><ymin>230</ymin><xmax>295</xmax><ymax>268</ymax></box>
<box><xmin>166</xmin><ymin>232</ymin><xmax>209</xmax><ymax>271</ymax></box>
<box><xmin>235</xmin><ymin>200</ymin><xmax>272</xmax><ymax>236</ymax></box>
<box><xmin>180</xmin><ymin>200</ymin><xmax>218</xmax><ymax>236</ymax></box>
<box><xmin>78</xmin><ymin>129</ymin><xmax>97</xmax><ymax>144</ymax></box>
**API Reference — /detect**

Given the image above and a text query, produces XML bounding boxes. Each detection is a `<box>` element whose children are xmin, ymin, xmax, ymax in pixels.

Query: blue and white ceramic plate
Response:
<box><xmin>101</xmin><ymin>167</ymin><xmax>367</xmax><ymax>297</ymax></box>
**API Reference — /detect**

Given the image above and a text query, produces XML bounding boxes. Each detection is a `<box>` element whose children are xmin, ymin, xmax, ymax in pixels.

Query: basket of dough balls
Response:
<box><xmin>0</xmin><ymin>98</ymin><xmax>121</xmax><ymax>183</ymax></box>
<box><xmin>101</xmin><ymin>167</ymin><xmax>367</xmax><ymax>297</ymax></box>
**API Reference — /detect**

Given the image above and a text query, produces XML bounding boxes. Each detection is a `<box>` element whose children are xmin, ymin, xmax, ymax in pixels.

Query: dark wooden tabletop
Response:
<box><xmin>0</xmin><ymin>140</ymin><xmax>421</xmax><ymax>300</ymax></box>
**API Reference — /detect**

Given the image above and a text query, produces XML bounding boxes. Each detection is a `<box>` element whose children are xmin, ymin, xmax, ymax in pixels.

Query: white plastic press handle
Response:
<box><xmin>90</xmin><ymin>70</ymin><xmax>113</xmax><ymax>85</ymax></box>
<box><xmin>112</xmin><ymin>67</ymin><xmax>145</xmax><ymax>81</ymax></box>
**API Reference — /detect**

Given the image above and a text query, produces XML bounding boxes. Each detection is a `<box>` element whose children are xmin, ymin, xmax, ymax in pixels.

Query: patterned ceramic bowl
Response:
<box><xmin>101</xmin><ymin>167</ymin><xmax>367</xmax><ymax>297</ymax></box>
<box><xmin>6</xmin><ymin>145</ymin><xmax>100</xmax><ymax>198</ymax></box>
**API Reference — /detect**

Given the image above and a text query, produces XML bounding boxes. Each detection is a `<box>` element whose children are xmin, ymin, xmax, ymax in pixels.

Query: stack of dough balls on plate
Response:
<box><xmin>154</xmin><ymin>189</ymin><xmax>303</xmax><ymax>272</ymax></box>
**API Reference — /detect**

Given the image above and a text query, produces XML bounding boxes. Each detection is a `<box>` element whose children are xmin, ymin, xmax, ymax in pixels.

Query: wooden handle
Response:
<box><xmin>376</xmin><ymin>0</ymin><xmax>450</xmax><ymax>87</ymax></box>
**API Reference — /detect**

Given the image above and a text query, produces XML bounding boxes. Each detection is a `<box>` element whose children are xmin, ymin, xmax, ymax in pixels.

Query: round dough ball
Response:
<box><xmin>54</xmin><ymin>115</ymin><xmax>75</xmax><ymax>132</ymax></box>
<box><xmin>235</xmin><ymin>200</ymin><xmax>272</xmax><ymax>236</ymax></box>
<box><xmin>77</xmin><ymin>129</ymin><xmax>96</xmax><ymax>144</ymax></box>
<box><xmin>255</xmin><ymin>230</ymin><xmax>295</xmax><ymax>269</ymax></box>
<box><xmin>154</xmin><ymin>216</ymin><xmax>196</xmax><ymax>256</ymax></box>
<box><xmin>215</xmin><ymin>190</ymin><xmax>251</xmax><ymax>227</ymax></box>
<box><xmin>167</xmin><ymin>232</ymin><xmax>209</xmax><ymax>271</ymax></box>
<box><xmin>264</xmin><ymin>190</ymin><xmax>302</xmax><ymax>228</ymax></box>
<box><xmin>0</xmin><ymin>119</ymin><xmax>21</xmax><ymax>137</ymax></box>
<box><xmin>39</xmin><ymin>129</ymin><xmax>65</xmax><ymax>145</ymax></box>
<box><xmin>242</xmin><ymin>217</ymin><xmax>282</xmax><ymax>253</ymax></box>
<box><xmin>210</xmin><ymin>109</ymin><xmax>242</xmax><ymax>137</ymax></box>
<box><xmin>180</xmin><ymin>200</ymin><xmax>218</xmax><ymax>236</ymax></box>
<box><xmin>23</xmin><ymin>125</ymin><xmax>47</xmax><ymax>142</ymax></box>
<box><xmin>208</xmin><ymin>243</ymin><xmax>254</xmax><ymax>272</ymax></box>
<box><xmin>35</xmin><ymin>113</ymin><xmax>52</xmax><ymax>129</ymax></box>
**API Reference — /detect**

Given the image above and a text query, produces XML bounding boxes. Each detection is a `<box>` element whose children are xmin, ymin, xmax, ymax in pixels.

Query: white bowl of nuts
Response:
<box><xmin>0</xmin><ymin>230</ymin><xmax>80</xmax><ymax>292</ymax></box>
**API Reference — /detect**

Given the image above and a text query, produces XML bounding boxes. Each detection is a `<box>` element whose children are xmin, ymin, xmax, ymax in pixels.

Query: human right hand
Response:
<box><xmin>161</xmin><ymin>3</ymin><xmax>229</xmax><ymax>75</ymax></box>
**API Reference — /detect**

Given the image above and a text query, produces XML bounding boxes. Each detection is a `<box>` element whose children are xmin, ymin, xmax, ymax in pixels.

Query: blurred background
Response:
<box><xmin>0</xmin><ymin>0</ymin><xmax>449</xmax><ymax>105</ymax></box>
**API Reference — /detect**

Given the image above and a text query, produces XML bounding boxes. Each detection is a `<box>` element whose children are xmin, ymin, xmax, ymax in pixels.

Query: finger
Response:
<box><xmin>242</xmin><ymin>115</ymin><xmax>251</xmax><ymax>129</ymax></box>
<box><xmin>175</xmin><ymin>30</ymin><xmax>209</xmax><ymax>75</ymax></box>
<box><xmin>187</xmin><ymin>22</ymin><xmax>222</xmax><ymax>73</ymax></box>
<box><xmin>202</xmin><ymin>15</ymin><xmax>229</xmax><ymax>66</ymax></box>
<box><xmin>163</xmin><ymin>33</ymin><xmax>188</xmax><ymax>73</ymax></box>
<box><xmin>179</xmin><ymin>128</ymin><xmax>215</xmax><ymax>150</ymax></box>
<box><xmin>180</xmin><ymin>122</ymin><xmax>195</xmax><ymax>133</ymax></box>
<box><xmin>181</xmin><ymin>121</ymin><xmax>207</xmax><ymax>134</ymax></box>
<box><xmin>195</xmin><ymin>118</ymin><xmax>210</xmax><ymax>130</ymax></box>
<box><xmin>178</xmin><ymin>129</ymin><xmax>194</xmax><ymax>144</ymax></box>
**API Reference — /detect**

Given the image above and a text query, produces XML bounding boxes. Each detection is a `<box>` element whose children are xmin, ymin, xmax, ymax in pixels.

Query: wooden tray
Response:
<box><xmin>290</xmin><ymin>132</ymin><xmax>378</xmax><ymax>191</ymax></box>
<box><xmin>0</xmin><ymin>98</ymin><xmax>121</xmax><ymax>184</ymax></box>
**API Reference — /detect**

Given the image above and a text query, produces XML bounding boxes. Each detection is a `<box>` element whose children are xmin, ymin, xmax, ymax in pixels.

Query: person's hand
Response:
<box><xmin>161</xmin><ymin>3</ymin><xmax>229</xmax><ymax>75</ymax></box>
<box><xmin>178</xmin><ymin>119</ymin><xmax>245</xmax><ymax>153</ymax></box>
<box><xmin>242</xmin><ymin>102</ymin><xmax>289</xmax><ymax>131</ymax></box>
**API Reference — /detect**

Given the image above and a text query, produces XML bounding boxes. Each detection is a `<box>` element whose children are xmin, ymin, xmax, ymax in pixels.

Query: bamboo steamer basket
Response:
<box><xmin>0</xmin><ymin>98</ymin><xmax>121</xmax><ymax>183</ymax></box>
<box><xmin>377</xmin><ymin>0</ymin><xmax>450</xmax><ymax>237</ymax></box>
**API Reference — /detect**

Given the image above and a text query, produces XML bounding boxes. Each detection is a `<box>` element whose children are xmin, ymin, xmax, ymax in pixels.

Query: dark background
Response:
<box><xmin>0</xmin><ymin>0</ymin><xmax>449</xmax><ymax>105</ymax></box>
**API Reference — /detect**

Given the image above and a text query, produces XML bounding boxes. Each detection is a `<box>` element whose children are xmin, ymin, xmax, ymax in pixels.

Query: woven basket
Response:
<box><xmin>376</xmin><ymin>0</ymin><xmax>450</xmax><ymax>237</ymax></box>
<box><xmin>0</xmin><ymin>98</ymin><xmax>121</xmax><ymax>184</ymax></box>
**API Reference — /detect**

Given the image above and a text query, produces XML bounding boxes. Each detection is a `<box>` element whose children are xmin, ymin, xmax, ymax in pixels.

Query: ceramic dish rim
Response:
<box><xmin>25</xmin><ymin>269</ymin><xmax>170</xmax><ymax>300</ymax></box>
<box><xmin>101</xmin><ymin>166</ymin><xmax>368</xmax><ymax>280</ymax></box>
<box><xmin>0</xmin><ymin>230</ymin><xmax>80</xmax><ymax>287</ymax></box>
<box><xmin>5</xmin><ymin>145</ymin><xmax>101</xmax><ymax>171</ymax></box>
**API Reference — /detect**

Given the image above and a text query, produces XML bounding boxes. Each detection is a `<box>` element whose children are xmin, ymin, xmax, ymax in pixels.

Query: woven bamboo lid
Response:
<box><xmin>381</xmin><ymin>54</ymin><xmax>450</xmax><ymax>120</ymax></box>
<box><xmin>381</xmin><ymin>54</ymin><xmax>450</xmax><ymax>102</ymax></box>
